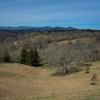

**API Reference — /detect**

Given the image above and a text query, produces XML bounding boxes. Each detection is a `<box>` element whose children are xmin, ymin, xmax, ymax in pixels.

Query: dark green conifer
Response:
<box><xmin>28</xmin><ymin>49</ymin><xmax>35</xmax><ymax>66</ymax></box>
<box><xmin>3</xmin><ymin>53</ymin><xmax>11</xmax><ymax>62</ymax></box>
<box><xmin>20</xmin><ymin>48</ymin><xmax>27</xmax><ymax>64</ymax></box>
<box><xmin>33</xmin><ymin>48</ymin><xmax>40</xmax><ymax>66</ymax></box>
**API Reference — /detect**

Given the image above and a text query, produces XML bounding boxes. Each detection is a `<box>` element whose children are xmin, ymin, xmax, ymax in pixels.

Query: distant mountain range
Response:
<box><xmin>0</xmin><ymin>26</ymin><xmax>79</xmax><ymax>31</ymax></box>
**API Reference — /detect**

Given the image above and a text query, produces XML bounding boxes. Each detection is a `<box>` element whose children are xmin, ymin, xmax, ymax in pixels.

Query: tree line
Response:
<box><xmin>0</xmin><ymin>48</ymin><xmax>40</xmax><ymax>67</ymax></box>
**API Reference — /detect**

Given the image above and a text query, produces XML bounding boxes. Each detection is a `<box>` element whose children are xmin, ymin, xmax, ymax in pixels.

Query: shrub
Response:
<box><xmin>85</xmin><ymin>66</ymin><xmax>90</xmax><ymax>73</ymax></box>
<box><xmin>91</xmin><ymin>74</ymin><xmax>97</xmax><ymax>85</ymax></box>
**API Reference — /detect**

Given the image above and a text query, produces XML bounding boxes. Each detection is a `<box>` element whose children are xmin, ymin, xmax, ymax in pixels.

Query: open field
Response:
<box><xmin>0</xmin><ymin>61</ymin><xmax>100</xmax><ymax>100</ymax></box>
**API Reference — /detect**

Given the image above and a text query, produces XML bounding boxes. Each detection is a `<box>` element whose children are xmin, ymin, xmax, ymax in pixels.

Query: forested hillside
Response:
<box><xmin>0</xmin><ymin>30</ymin><xmax>100</xmax><ymax>74</ymax></box>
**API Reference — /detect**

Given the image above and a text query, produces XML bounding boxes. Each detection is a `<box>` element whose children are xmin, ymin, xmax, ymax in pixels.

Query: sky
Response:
<box><xmin>0</xmin><ymin>0</ymin><xmax>100</xmax><ymax>29</ymax></box>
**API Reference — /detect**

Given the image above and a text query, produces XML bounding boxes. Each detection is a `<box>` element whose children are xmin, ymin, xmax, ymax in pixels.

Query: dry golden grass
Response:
<box><xmin>0</xmin><ymin>61</ymin><xmax>100</xmax><ymax>100</ymax></box>
<box><xmin>58</xmin><ymin>38</ymin><xmax>96</xmax><ymax>45</ymax></box>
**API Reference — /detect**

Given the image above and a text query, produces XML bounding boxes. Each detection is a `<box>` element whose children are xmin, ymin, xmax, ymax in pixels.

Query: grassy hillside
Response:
<box><xmin>0</xmin><ymin>61</ymin><xmax>100</xmax><ymax>100</ymax></box>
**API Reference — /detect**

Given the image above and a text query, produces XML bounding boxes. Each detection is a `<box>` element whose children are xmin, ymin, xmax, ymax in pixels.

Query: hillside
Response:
<box><xmin>0</xmin><ymin>61</ymin><xmax>100</xmax><ymax>100</ymax></box>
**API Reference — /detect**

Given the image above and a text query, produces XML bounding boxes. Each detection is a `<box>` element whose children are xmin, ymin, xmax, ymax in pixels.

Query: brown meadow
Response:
<box><xmin>0</xmin><ymin>61</ymin><xmax>100</xmax><ymax>100</ymax></box>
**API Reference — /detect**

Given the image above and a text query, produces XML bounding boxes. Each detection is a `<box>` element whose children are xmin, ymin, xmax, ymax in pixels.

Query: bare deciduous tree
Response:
<box><xmin>42</xmin><ymin>43</ymin><xmax>85</xmax><ymax>74</ymax></box>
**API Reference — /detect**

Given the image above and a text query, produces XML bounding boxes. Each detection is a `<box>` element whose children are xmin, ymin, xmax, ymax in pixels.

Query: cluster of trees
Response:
<box><xmin>15</xmin><ymin>30</ymin><xmax>100</xmax><ymax>49</ymax></box>
<box><xmin>20</xmin><ymin>48</ymin><xmax>40</xmax><ymax>66</ymax></box>
<box><xmin>42</xmin><ymin>40</ymin><xmax>100</xmax><ymax>75</ymax></box>
<box><xmin>1</xmin><ymin>30</ymin><xmax>100</xmax><ymax>50</ymax></box>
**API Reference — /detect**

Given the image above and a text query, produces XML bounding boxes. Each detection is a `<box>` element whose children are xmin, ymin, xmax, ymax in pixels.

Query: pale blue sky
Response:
<box><xmin>0</xmin><ymin>0</ymin><xmax>100</xmax><ymax>29</ymax></box>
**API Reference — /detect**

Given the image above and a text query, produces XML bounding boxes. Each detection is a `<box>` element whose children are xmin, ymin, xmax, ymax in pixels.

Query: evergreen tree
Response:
<box><xmin>29</xmin><ymin>49</ymin><xmax>35</xmax><ymax>66</ymax></box>
<box><xmin>3</xmin><ymin>53</ymin><xmax>11</xmax><ymax>62</ymax></box>
<box><xmin>20</xmin><ymin>48</ymin><xmax>28</xmax><ymax>64</ymax></box>
<box><xmin>26</xmin><ymin>50</ymin><xmax>30</xmax><ymax>65</ymax></box>
<box><xmin>28</xmin><ymin>48</ymin><xmax>40</xmax><ymax>66</ymax></box>
<box><xmin>33</xmin><ymin>48</ymin><xmax>40</xmax><ymax>66</ymax></box>
<box><xmin>0</xmin><ymin>57</ymin><xmax>1</xmax><ymax>62</ymax></box>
